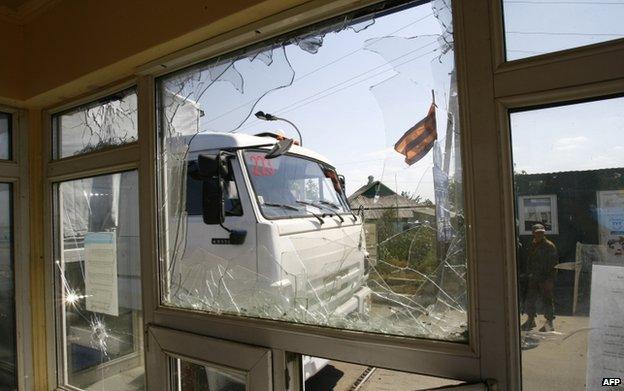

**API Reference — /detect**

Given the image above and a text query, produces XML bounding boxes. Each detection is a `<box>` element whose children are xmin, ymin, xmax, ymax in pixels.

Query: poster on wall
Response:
<box><xmin>84</xmin><ymin>231</ymin><xmax>119</xmax><ymax>316</ymax></box>
<box><xmin>518</xmin><ymin>195</ymin><xmax>558</xmax><ymax>235</ymax></box>
<box><xmin>597</xmin><ymin>190</ymin><xmax>624</xmax><ymax>263</ymax></box>
<box><xmin>585</xmin><ymin>264</ymin><xmax>624</xmax><ymax>391</ymax></box>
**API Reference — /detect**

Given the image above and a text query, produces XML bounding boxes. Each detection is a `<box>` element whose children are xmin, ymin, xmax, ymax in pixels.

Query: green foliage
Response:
<box><xmin>373</xmin><ymin>209</ymin><xmax>438</xmax><ymax>294</ymax></box>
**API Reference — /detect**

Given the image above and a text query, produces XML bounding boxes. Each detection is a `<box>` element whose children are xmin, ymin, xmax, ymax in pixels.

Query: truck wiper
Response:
<box><xmin>296</xmin><ymin>200</ymin><xmax>344</xmax><ymax>223</ymax></box>
<box><xmin>263</xmin><ymin>202</ymin><xmax>299</xmax><ymax>211</ymax></box>
<box><xmin>318</xmin><ymin>200</ymin><xmax>340</xmax><ymax>210</ymax></box>
<box><xmin>318</xmin><ymin>200</ymin><xmax>356</xmax><ymax>222</ymax></box>
<box><xmin>264</xmin><ymin>202</ymin><xmax>324</xmax><ymax>224</ymax></box>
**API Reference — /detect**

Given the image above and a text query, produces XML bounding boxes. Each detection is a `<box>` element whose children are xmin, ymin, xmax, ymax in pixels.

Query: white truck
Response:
<box><xmin>171</xmin><ymin>132</ymin><xmax>373</xmax><ymax>381</ymax></box>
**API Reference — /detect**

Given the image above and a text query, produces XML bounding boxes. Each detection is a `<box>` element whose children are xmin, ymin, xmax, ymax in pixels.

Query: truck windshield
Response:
<box><xmin>243</xmin><ymin>151</ymin><xmax>350</xmax><ymax>219</ymax></box>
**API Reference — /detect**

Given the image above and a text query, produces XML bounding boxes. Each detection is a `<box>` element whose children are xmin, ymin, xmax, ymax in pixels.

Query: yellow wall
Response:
<box><xmin>0</xmin><ymin>19</ymin><xmax>24</xmax><ymax>106</ymax></box>
<box><xmin>1</xmin><ymin>0</ymin><xmax>305</xmax><ymax>106</ymax></box>
<box><xmin>0</xmin><ymin>2</ymin><xmax>306</xmax><ymax>389</ymax></box>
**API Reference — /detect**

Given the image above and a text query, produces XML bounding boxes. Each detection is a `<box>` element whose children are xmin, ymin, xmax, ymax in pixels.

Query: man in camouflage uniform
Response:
<box><xmin>521</xmin><ymin>223</ymin><xmax>558</xmax><ymax>332</ymax></box>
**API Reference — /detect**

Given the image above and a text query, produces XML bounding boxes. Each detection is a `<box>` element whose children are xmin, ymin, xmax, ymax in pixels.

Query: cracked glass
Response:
<box><xmin>54</xmin><ymin>171</ymin><xmax>144</xmax><ymax>390</ymax></box>
<box><xmin>157</xmin><ymin>0</ymin><xmax>467</xmax><ymax>342</ymax></box>
<box><xmin>52</xmin><ymin>88</ymin><xmax>138</xmax><ymax>159</ymax></box>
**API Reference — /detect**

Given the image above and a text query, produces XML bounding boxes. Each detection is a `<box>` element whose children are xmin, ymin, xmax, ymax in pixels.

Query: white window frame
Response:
<box><xmin>0</xmin><ymin>106</ymin><xmax>33</xmax><ymax>391</ymax></box>
<box><xmin>490</xmin><ymin>0</ymin><xmax>624</xmax><ymax>390</ymax></box>
<box><xmin>42</xmin><ymin>81</ymin><xmax>146</xmax><ymax>391</ymax></box>
<box><xmin>138</xmin><ymin>0</ymin><xmax>500</xmax><ymax>387</ymax></box>
<box><xmin>146</xmin><ymin>326</ymin><xmax>272</xmax><ymax>391</ymax></box>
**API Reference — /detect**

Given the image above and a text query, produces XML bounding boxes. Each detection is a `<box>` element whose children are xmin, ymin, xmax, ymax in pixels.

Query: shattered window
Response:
<box><xmin>54</xmin><ymin>171</ymin><xmax>144</xmax><ymax>390</ymax></box>
<box><xmin>511</xmin><ymin>97</ymin><xmax>624</xmax><ymax>390</ymax></box>
<box><xmin>157</xmin><ymin>0</ymin><xmax>467</xmax><ymax>342</ymax></box>
<box><xmin>53</xmin><ymin>88</ymin><xmax>138</xmax><ymax>159</ymax></box>
<box><xmin>502</xmin><ymin>0</ymin><xmax>624</xmax><ymax>61</ymax></box>
<box><xmin>0</xmin><ymin>183</ymin><xmax>16</xmax><ymax>390</ymax></box>
<box><xmin>0</xmin><ymin>113</ymin><xmax>10</xmax><ymax>160</ymax></box>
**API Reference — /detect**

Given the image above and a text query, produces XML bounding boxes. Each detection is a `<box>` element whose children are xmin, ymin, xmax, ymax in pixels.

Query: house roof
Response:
<box><xmin>348</xmin><ymin>180</ymin><xmax>436</xmax><ymax>219</ymax></box>
<box><xmin>348</xmin><ymin>180</ymin><xmax>395</xmax><ymax>201</ymax></box>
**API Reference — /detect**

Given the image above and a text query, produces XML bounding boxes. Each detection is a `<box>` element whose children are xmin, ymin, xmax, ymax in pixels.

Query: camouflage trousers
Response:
<box><xmin>525</xmin><ymin>278</ymin><xmax>555</xmax><ymax>321</ymax></box>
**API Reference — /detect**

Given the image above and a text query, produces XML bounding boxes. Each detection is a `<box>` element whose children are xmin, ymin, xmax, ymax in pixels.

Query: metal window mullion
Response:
<box><xmin>457</xmin><ymin>0</ymin><xmax>519</xmax><ymax>389</ymax></box>
<box><xmin>0</xmin><ymin>161</ymin><xmax>20</xmax><ymax>178</ymax></box>
<box><xmin>46</xmin><ymin>143</ymin><xmax>141</xmax><ymax>182</ymax></box>
<box><xmin>137</xmin><ymin>75</ymin><xmax>161</xmax><ymax>390</ymax></box>
<box><xmin>493</xmin><ymin>45</ymin><xmax>624</xmax><ymax>99</ymax></box>
<box><xmin>487</xmin><ymin>0</ymin><xmax>624</xmax><ymax>99</ymax></box>
<box><xmin>152</xmin><ymin>308</ymin><xmax>480</xmax><ymax>381</ymax></box>
<box><xmin>0</xmin><ymin>108</ymin><xmax>35</xmax><ymax>391</ymax></box>
<box><xmin>14</xmin><ymin>109</ymin><xmax>34</xmax><ymax>391</ymax></box>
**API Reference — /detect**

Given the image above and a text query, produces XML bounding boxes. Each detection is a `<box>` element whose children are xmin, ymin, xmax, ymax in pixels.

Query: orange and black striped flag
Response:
<box><xmin>394</xmin><ymin>102</ymin><xmax>437</xmax><ymax>165</ymax></box>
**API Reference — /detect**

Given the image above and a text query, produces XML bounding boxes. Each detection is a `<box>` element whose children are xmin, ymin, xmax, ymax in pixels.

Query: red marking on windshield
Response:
<box><xmin>249</xmin><ymin>154</ymin><xmax>276</xmax><ymax>176</ymax></box>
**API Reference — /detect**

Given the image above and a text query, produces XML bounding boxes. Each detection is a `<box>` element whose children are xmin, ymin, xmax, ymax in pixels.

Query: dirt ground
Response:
<box><xmin>520</xmin><ymin>314</ymin><xmax>591</xmax><ymax>391</ymax></box>
<box><xmin>306</xmin><ymin>315</ymin><xmax>595</xmax><ymax>391</ymax></box>
<box><xmin>305</xmin><ymin>360</ymin><xmax>462</xmax><ymax>391</ymax></box>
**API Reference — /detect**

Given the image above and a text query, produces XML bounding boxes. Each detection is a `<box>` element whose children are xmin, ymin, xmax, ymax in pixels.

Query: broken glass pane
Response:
<box><xmin>55</xmin><ymin>171</ymin><xmax>144</xmax><ymax>390</ymax></box>
<box><xmin>53</xmin><ymin>88</ymin><xmax>138</xmax><ymax>159</ymax></box>
<box><xmin>157</xmin><ymin>0</ymin><xmax>467</xmax><ymax>342</ymax></box>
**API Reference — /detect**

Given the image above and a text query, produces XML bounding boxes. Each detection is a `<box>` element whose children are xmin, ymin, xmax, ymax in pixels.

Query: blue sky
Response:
<box><xmin>177</xmin><ymin>0</ymin><xmax>624</xmax><ymax>202</ymax></box>
<box><xmin>511</xmin><ymin>97</ymin><xmax>624</xmax><ymax>174</ymax></box>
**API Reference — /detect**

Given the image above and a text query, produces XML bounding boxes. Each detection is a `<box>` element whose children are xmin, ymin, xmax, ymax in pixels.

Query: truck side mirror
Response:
<box><xmin>201</xmin><ymin>178</ymin><xmax>225</xmax><ymax>225</ymax></box>
<box><xmin>188</xmin><ymin>153</ymin><xmax>230</xmax><ymax>225</ymax></box>
<box><xmin>265</xmin><ymin>138</ymin><xmax>293</xmax><ymax>159</ymax></box>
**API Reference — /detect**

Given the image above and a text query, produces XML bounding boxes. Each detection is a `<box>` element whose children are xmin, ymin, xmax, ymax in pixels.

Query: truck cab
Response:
<box><xmin>172</xmin><ymin>132</ymin><xmax>372</xmax><ymax>321</ymax></box>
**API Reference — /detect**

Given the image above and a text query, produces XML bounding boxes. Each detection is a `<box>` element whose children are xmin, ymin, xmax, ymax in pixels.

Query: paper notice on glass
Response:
<box><xmin>586</xmin><ymin>264</ymin><xmax>624</xmax><ymax>391</ymax></box>
<box><xmin>85</xmin><ymin>232</ymin><xmax>118</xmax><ymax>316</ymax></box>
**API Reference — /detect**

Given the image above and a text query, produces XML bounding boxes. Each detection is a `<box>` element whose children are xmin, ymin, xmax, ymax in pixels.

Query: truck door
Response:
<box><xmin>177</xmin><ymin>155</ymin><xmax>257</xmax><ymax>304</ymax></box>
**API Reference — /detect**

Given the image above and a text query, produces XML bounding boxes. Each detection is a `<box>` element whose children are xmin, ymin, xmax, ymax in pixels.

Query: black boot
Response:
<box><xmin>520</xmin><ymin>317</ymin><xmax>536</xmax><ymax>331</ymax></box>
<box><xmin>539</xmin><ymin>320</ymin><xmax>554</xmax><ymax>332</ymax></box>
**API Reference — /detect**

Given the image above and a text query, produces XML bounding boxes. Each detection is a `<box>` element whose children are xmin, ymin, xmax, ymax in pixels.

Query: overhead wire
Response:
<box><xmin>262</xmin><ymin>44</ymin><xmax>436</xmax><ymax>112</ymax></box>
<box><xmin>273</xmin><ymin>48</ymin><xmax>438</xmax><ymax>117</ymax></box>
<box><xmin>292</xmin><ymin>12</ymin><xmax>436</xmax><ymax>84</ymax></box>
<box><xmin>231</xmin><ymin>44</ymin><xmax>439</xmax><ymax>133</ymax></box>
<box><xmin>199</xmin><ymin>12</ymin><xmax>439</xmax><ymax>129</ymax></box>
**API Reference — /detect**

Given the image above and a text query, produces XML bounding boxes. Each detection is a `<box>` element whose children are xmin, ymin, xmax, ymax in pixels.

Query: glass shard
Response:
<box><xmin>53</xmin><ymin>88</ymin><xmax>138</xmax><ymax>159</ymax></box>
<box><xmin>156</xmin><ymin>0</ymin><xmax>468</xmax><ymax>342</ymax></box>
